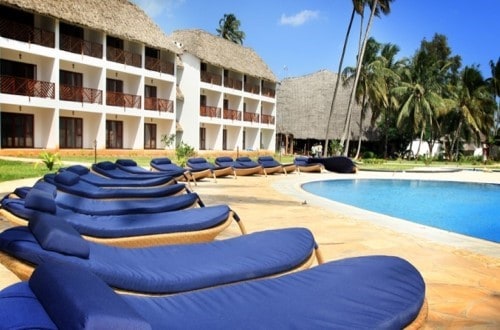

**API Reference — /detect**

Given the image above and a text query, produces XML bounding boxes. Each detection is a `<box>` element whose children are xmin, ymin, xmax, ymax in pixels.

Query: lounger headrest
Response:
<box><xmin>29</xmin><ymin>213</ymin><xmax>90</xmax><ymax>259</ymax></box>
<box><xmin>216</xmin><ymin>156</ymin><xmax>233</xmax><ymax>163</ymax></box>
<box><xmin>187</xmin><ymin>158</ymin><xmax>206</xmax><ymax>164</ymax></box>
<box><xmin>116</xmin><ymin>159</ymin><xmax>137</xmax><ymax>167</ymax></box>
<box><xmin>95</xmin><ymin>161</ymin><xmax>117</xmax><ymax>170</ymax></box>
<box><xmin>54</xmin><ymin>171</ymin><xmax>80</xmax><ymax>186</ymax></box>
<box><xmin>65</xmin><ymin>165</ymin><xmax>90</xmax><ymax>175</ymax></box>
<box><xmin>151</xmin><ymin>158</ymin><xmax>172</xmax><ymax>165</ymax></box>
<box><xmin>258</xmin><ymin>156</ymin><xmax>274</xmax><ymax>161</ymax></box>
<box><xmin>236</xmin><ymin>157</ymin><xmax>252</xmax><ymax>162</ymax></box>
<box><xmin>33</xmin><ymin>181</ymin><xmax>57</xmax><ymax>197</ymax></box>
<box><xmin>29</xmin><ymin>261</ymin><xmax>151</xmax><ymax>330</ymax></box>
<box><xmin>25</xmin><ymin>189</ymin><xmax>57</xmax><ymax>214</ymax></box>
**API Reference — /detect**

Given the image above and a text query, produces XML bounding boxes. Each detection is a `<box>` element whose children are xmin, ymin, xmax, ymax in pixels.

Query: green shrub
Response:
<box><xmin>362</xmin><ymin>151</ymin><xmax>375</xmax><ymax>159</ymax></box>
<box><xmin>175</xmin><ymin>142</ymin><xmax>195</xmax><ymax>166</ymax></box>
<box><xmin>36</xmin><ymin>152</ymin><xmax>61</xmax><ymax>171</ymax></box>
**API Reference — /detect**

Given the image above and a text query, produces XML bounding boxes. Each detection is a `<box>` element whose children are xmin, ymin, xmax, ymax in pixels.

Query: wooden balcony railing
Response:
<box><xmin>145</xmin><ymin>56</ymin><xmax>174</xmax><ymax>75</ymax></box>
<box><xmin>243</xmin><ymin>112</ymin><xmax>260</xmax><ymax>123</ymax></box>
<box><xmin>223</xmin><ymin>77</ymin><xmax>242</xmax><ymax>90</ymax></box>
<box><xmin>144</xmin><ymin>97</ymin><xmax>173</xmax><ymax>112</ymax></box>
<box><xmin>60</xmin><ymin>34</ymin><xmax>103</xmax><ymax>58</ymax></box>
<box><xmin>200</xmin><ymin>71</ymin><xmax>222</xmax><ymax>85</ymax></box>
<box><xmin>106</xmin><ymin>46</ymin><xmax>141</xmax><ymax>68</ymax></box>
<box><xmin>200</xmin><ymin>105</ymin><xmax>221</xmax><ymax>118</ymax></box>
<box><xmin>106</xmin><ymin>91</ymin><xmax>141</xmax><ymax>108</ymax></box>
<box><xmin>261</xmin><ymin>114</ymin><xmax>275</xmax><ymax>124</ymax></box>
<box><xmin>60</xmin><ymin>85</ymin><xmax>102</xmax><ymax>104</ymax></box>
<box><xmin>261</xmin><ymin>87</ymin><xmax>276</xmax><ymax>98</ymax></box>
<box><xmin>0</xmin><ymin>75</ymin><xmax>55</xmax><ymax>98</ymax></box>
<box><xmin>244</xmin><ymin>83</ymin><xmax>260</xmax><ymax>94</ymax></box>
<box><xmin>0</xmin><ymin>19</ymin><xmax>55</xmax><ymax>48</ymax></box>
<box><xmin>223</xmin><ymin>108</ymin><xmax>242</xmax><ymax>120</ymax></box>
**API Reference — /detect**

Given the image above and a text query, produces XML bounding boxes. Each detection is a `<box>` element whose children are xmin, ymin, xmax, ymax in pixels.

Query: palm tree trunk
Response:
<box><xmin>323</xmin><ymin>8</ymin><xmax>356</xmax><ymax>157</ymax></box>
<box><xmin>341</xmin><ymin>0</ymin><xmax>378</xmax><ymax>156</ymax></box>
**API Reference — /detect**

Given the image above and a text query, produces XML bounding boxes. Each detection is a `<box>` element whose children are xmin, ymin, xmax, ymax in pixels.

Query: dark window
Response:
<box><xmin>145</xmin><ymin>47</ymin><xmax>159</xmax><ymax>59</ymax></box>
<box><xmin>222</xmin><ymin>128</ymin><xmax>227</xmax><ymax>150</ymax></box>
<box><xmin>59</xmin><ymin>117</ymin><xmax>82</xmax><ymax>148</ymax></box>
<box><xmin>1</xmin><ymin>112</ymin><xmax>34</xmax><ymax>148</ymax></box>
<box><xmin>60</xmin><ymin>70</ymin><xmax>82</xmax><ymax>87</ymax></box>
<box><xmin>106</xmin><ymin>36</ymin><xmax>123</xmax><ymax>49</ymax></box>
<box><xmin>144</xmin><ymin>85</ymin><xmax>157</xmax><ymax>98</ymax></box>
<box><xmin>59</xmin><ymin>22</ymin><xmax>83</xmax><ymax>39</ymax></box>
<box><xmin>106</xmin><ymin>78</ymin><xmax>123</xmax><ymax>92</ymax></box>
<box><xmin>1</xmin><ymin>59</ymin><xmax>36</xmax><ymax>79</ymax></box>
<box><xmin>200</xmin><ymin>95</ymin><xmax>207</xmax><ymax>106</ymax></box>
<box><xmin>223</xmin><ymin>99</ymin><xmax>229</xmax><ymax>110</ymax></box>
<box><xmin>0</xmin><ymin>5</ymin><xmax>33</xmax><ymax>26</ymax></box>
<box><xmin>242</xmin><ymin>130</ymin><xmax>246</xmax><ymax>150</ymax></box>
<box><xmin>201</xmin><ymin>63</ymin><xmax>207</xmax><ymax>72</ymax></box>
<box><xmin>144</xmin><ymin>123</ymin><xmax>156</xmax><ymax>149</ymax></box>
<box><xmin>106</xmin><ymin>120</ymin><xmax>123</xmax><ymax>149</ymax></box>
<box><xmin>199</xmin><ymin>127</ymin><xmax>206</xmax><ymax>150</ymax></box>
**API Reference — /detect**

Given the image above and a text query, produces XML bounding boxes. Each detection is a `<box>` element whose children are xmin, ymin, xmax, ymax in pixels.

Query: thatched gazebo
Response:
<box><xmin>277</xmin><ymin>70</ymin><xmax>377</xmax><ymax>156</ymax></box>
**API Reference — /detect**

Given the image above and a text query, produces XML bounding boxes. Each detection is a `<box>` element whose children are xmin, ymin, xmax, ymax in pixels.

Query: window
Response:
<box><xmin>106</xmin><ymin>36</ymin><xmax>123</xmax><ymax>49</ymax></box>
<box><xmin>242</xmin><ymin>130</ymin><xmax>246</xmax><ymax>150</ymax></box>
<box><xmin>1</xmin><ymin>113</ymin><xmax>34</xmax><ymax>148</ymax></box>
<box><xmin>222</xmin><ymin>129</ymin><xmax>227</xmax><ymax>150</ymax></box>
<box><xmin>199</xmin><ymin>127</ymin><xmax>206</xmax><ymax>150</ymax></box>
<box><xmin>223</xmin><ymin>99</ymin><xmax>229</xmax><ymax>110</ymax></box>
<box><xmin>106</xmin><ymin>120</ymin><xmax>123</xmax><ymax>149</ymax></box>
<box><xmin>145</xmin><ymin>47</ymin><xmax>159</xmax><ymax>59</ymax></box>
<box><xmin>60</xmin><ymin>22</ymin><xmax>83</xmax><ymax>39</ymax></box>
<box><xmin>59</xmin><ymin>117</ymin><xmax>82</xmax><ymax>148</ymax></box>
<box><xmin>144</xmin><ymin>85</ymin><xmax>157</xmax><ymax>98</ymax></box>
<box><xmin>60</xmin><ymin>70</ymin><xmax>82</xmax><ymax>87</ymax></box>
<box><xmin>106</xmin><ymin>78</ymin><xmax>123</xmax><ymax>93</ymax></box>
<box><xmin>144</xmin><ymin>123</ymin><xmax>156</xmax><ymax>149</ymax></box>
<box><xmin>60</xmin><ymin>70</ymin><xmax>83</xmax><ymax>101</ymax></box>
<box><xmin>106</xmin><ymin>78</ymin><xmax>124</xmax><ymax>106</ymax></box>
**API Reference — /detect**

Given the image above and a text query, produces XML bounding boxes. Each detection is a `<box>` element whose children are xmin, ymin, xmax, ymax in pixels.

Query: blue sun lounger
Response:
<box><xmin>62</xmin><ymin>164</ymin><xmax>176</xmax><ymax>187</ymax></box>
<box><xmin>116</xmin><ymin>159</ymin><xmax>189</xmax><ymax>181</ymax></box>
<box><xmin>0</xmin><ymin>188</ymin><xmax>243</xmax><ymax>247</ymax></box>
<box><xmin>43</xmin><ymin>171</ymin><xmax>187</xmax><ymax>199</ymax></box>
<box><xmin>215</xmin><ymin>156</ymin><xmax>262</xmax><ymax>176</ymax></box>
<box><xmin>187</xmin><ymin>157</ymin><xmax>235</xmax><ymax>180</ymax></box>
<box><xmin>294</xmin><ymin>156</ymin><xmax>324</xmax><ymax>173</ymax></box>
<box><xmin>0</xmin><ymin>255</ymin><xmax>427</xmax><ymax>329</ymax></box>
<box><xmin>0</xmin><ymin>214</ymin><xmax>319</xmax><ymax>294</ymax></box>
<box><xmin>92</xmin><ymin>161</ymin><xmax>172</xmax><ymax>180</ymax></box>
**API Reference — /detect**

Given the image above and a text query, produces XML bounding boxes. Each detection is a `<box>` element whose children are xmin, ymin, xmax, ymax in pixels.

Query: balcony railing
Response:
<box><xmin>145</xmin><ymin>56</ymin><xmax>174</xmax><ymax>75</ymax></box>
<box><xmin>144</xmin><ymin>97</ymin><xmax>173</xmax><ymax>112</ymax></box>
<box><xmin>60</xmin><ymin>85</ymin><xmax>102</xmax><ymax>104</ymax></box>
<box><xmin>200</xmin><ymin>105</ymin><xmax>221</xmax><ymax>118</ymax></box>
<box><xmin>223</xmin><ymin>77</ymin><xmax>242</xmax><ymax>90</ymax></box>
<box><xmin>223</xmin><ymin>108</ymin><xmax>242</xmax><ymax>120</ymax></box>
<box><xmin>244</xmin><ymin>83</ymin><xmax>260</xmax><ymax>94</ymax></box>
<box><xmin>106</xmin><ymin>91</ymin><xmax>141</xmax><ymax>108</ymax></box>
<box><xmin>261</xmin><ymin>87</ymin><xmax>276</xmax><ymax>98</ymax></box>
<box><xmin>106</xmin><ymin>46</ymin><xmax>141</xmax><ymax>68</ymax></box>
<box><xmin>60</xmin><ymin>34</ymin><xmax>103</xmax><ymax>58</ymax></box>
<box><xmin>200</xmin><ymin>71</ymin><xmax>222</xmax><ymax>85</ymax></box>
<box><xmin>0</xmin><ymin>75</ymin><xmax>55</xmax><ymax>98</ymax></box>
<box><xmin>0</xmin><ymin>19</ymin><xmax>55</xmax><ymax>48</ymax></box>
<box><xmin>261</xmin><ymin>114</ymin><xmax>275</xmax><ymax>124</ymax></box>
<box><xmin>243</xmin><ymin>112</ymin><xmax>260</xmax><ymax>123</ymax></box>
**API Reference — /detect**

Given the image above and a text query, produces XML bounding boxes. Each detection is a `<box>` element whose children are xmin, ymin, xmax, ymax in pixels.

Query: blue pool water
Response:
<box><xmin>302</xmin><ymin>179</ymin><xmax>500</xmax><ymax>243</ymax></box>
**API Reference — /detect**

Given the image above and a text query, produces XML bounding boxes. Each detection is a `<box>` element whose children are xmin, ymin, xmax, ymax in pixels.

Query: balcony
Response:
<box><xmin>261</xmin><ymin>114</ymin><xmax>275</xmax><ymax>124</ymax></box>
<box><xmin>244</xmin><ymin>83</ymin><xmax>260</xmax><ymax>95</ymax></box>
<box><xmin>223</xmin><ymin>108</ymin><xmax>242</xmax><ymax>120</ymax></box>
<box><xmin>200</xmin><ymin>71</ymin><xmax>222</xmax><ymax>85</ymax></box>
<box><xmin>223</xmin><ymin>77</ymin><xmax>242</xmax><ymax>90</ymax></box>
<box><xmin>144</xmin><ymin>97</ymin><xmax>173</xmax><ymax>112</ymax></box>
<box><xmin>106</xmin><ymin>91</ymin><xmax>141</xmax><ymax>108</ymax></box>
<box><xmin>0</xmin><ymin>75</ymin><xmax>55</xmax><ymax>98</ymax></box>
<box><xmin>200</xmin><ymin>105</ymin><xmax>221</xmax><ymax>118</ymax></box>
<box><xmin>261</xmin><ymin>87</ymin><xmax>276</xmax><ymax>98</ymax></box>
<box><xmin>145</xmin><ymin>56</ymin><xmax>174</xmax><ymax>75</ymax></box>
<box><xmin>60</xmin><ymin>34</ymin><xmax>103</xmax><ymax>58</ymax></box>
<box><xmin>60</xmin><ymin>85</ymin><xmax>102</xmax><ymax>104</ymax></box>
<box><xmin>243</xmin><ymin>112</ymin><xmax>259</xmax><ymax>123</ymax></box>
<box><xmin>106</xmin><ymin>46</ymin><xmax>141</xmax><ymax>67</ymax></box>
<box><xmin>0</xmin><ymin>19</ymin><xmax>55</xmax><ymax>48</ymax></box>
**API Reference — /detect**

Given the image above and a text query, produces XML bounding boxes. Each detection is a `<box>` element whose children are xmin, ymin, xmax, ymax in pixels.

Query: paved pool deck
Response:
<box><xmin>0</xmin><ymin>169</ymin><xmax>499</xmax><ymax>329</ymax></box>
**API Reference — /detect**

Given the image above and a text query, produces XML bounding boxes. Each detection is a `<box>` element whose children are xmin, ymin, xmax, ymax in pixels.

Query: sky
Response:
<box><xmin>132</xmin><ymin>0</ymin><xmax>500</xmax><ymax>80</ymax></box>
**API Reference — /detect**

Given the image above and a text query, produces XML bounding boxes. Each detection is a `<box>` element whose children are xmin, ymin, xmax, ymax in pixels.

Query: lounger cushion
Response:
<box><xmin>54</xmin><ymin>171</ymin><xmax>80</xmax><ymax>186</ymax></box>
<box><xmin>65</xmin><ymin>164</ymin><xmax>89</xmax><ymax>175</ymax></box>
<box><xmin>29</xmin><ymin>261</ymin><xmax>151</xmax><ymax>330</ymax></box>
<box><xmin>29</xmin><ymin>213</ymin><xmax>90</xmax><ymax>259</ymax></box>
<box><xmin>95</xmin><ymin>161</ymin><xmax>117</xmax><ymax>170</ymax></box>
<box><xmin>152</xmin><ymin>158</ymin><xmax>172</xmax><ymax>165</ymax></box>
<box><xmin>24</xmin><ymin>189</ymin><xmax>56</xmax><ymax>214</ymax></box>
<box><xmin>187</xmin><ymin>157</ymin><xmax>206</xmax><ymax>164</ymax></box>
<box><xmin>215</xmin><ymin>156</ymin><xmax>233</xmax><ymax>163</ymax></box>
<box><xmin>33</xmin><ymin>181</ymin><xmax>57</xmax><ymax>197</ymax></box>
<box><xmin>116</xmin><ymin>159</ymin><xmax>137</xmax><ymax>167</ymax></box>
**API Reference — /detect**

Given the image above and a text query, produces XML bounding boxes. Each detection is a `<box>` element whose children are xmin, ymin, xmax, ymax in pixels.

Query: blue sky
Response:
<box><xmin>133</xmin><ymin>0</ymin><xmax>499</xmax><ymax>80</ymax></box>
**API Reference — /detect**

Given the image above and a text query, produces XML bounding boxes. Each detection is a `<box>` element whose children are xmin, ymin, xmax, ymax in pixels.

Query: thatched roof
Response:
<box><xmin>277</xmin><ymin>70</ymin><xmax>376</xmax><ymax>141</ymax></box>
<box><xmin>0</xmin><ymin>0</ymin><xmax>180</xmax><ymax>54</ymax></box>
<box><xmin>171</xmin><ymin>29</ymin><xmax>277</xmax><ymax>82</ymax></box>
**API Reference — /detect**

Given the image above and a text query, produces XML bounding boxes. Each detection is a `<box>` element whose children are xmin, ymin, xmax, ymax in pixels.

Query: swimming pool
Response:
<box><xmin>302</xmin><ymin>179</ymin><xmax>500</xmax><ymax>243</ymax></box>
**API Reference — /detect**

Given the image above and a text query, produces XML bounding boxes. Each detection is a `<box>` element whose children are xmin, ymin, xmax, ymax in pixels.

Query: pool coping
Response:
<box><xmin>273</xmin><ymin>170</ymin><xmax>500</xmax><ymax>258</ymax></box>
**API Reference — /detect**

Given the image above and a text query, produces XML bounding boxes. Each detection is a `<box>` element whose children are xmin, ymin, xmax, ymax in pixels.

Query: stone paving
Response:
<box><xmin>0</xmin><ymin>170</ymin><xmax>499</xmax><ymax>329</ymax></box>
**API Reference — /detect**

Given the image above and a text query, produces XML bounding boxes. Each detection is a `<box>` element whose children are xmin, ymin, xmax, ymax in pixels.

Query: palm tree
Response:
<box><xmin>340</xmin><ymin>0</ymin><xmax>393</xmax><ymax>156</ymax></box>
<box><xmin>323</xmin><ymin>0</ymin><xmax>364</xmax><ymax>156</ymax></box>
<box><xmin>216</xmin><ymin>13</ymin><xmax>245</xmax><ymax>45</ymax></box>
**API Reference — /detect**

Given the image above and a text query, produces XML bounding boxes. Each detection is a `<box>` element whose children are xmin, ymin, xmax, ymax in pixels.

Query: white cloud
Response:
<box><xmin>132</xmin><ymin>0</ymin><xmax>185</xmax><ymax>18</ymax></box>
<box><xmin>279</xmin><ymin>10</ymin><xmax>320</xmax><ymax>26</ymax></box>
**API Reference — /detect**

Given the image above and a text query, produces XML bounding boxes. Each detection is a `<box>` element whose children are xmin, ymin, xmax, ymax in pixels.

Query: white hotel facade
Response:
<box><xmin>0</xmin><ymin>0</ymin><xmax>277</xmax><ymax>153</ymax></box>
